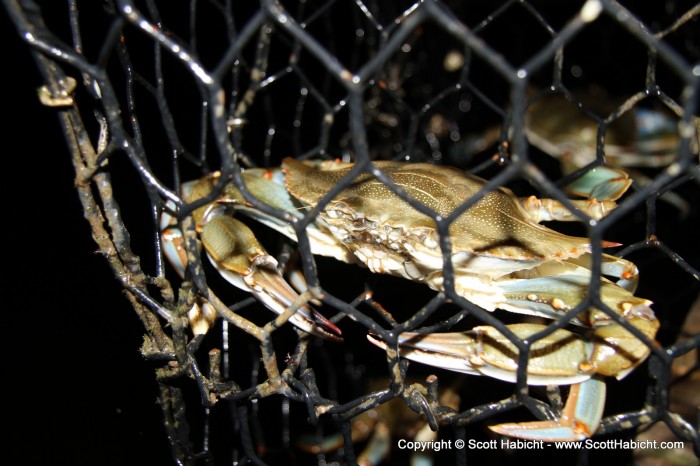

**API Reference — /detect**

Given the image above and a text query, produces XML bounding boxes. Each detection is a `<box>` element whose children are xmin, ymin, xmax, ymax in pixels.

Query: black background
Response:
<box><xmin>3</xmin><ymin>11</ymin><xmax>171</xmax><ymax>466</ymax></box>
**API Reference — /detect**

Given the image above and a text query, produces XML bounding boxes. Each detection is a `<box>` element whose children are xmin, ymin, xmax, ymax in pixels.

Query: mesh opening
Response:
<box><xmin>6</xmin><ymin>0</ymin><xmax>699</xmax><ymax>464</ymax></box>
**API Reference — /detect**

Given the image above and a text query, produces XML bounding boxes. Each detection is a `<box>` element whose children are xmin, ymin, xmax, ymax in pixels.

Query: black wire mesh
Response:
<box><xmin>5</xmin><ymin>0</ymin><xmax>700</xmax><ymax>464</ymax></box>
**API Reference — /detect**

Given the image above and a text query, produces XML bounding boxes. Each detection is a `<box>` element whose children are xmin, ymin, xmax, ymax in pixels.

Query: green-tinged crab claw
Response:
<box><xmin>565</xmin><ymin>166</ymin><xmax>632</xmax><ymax>201</ymax></box>
<box><xmin>200</xmin><ymin>214</ymin><xmax>342</xmax><ymax>341</ymax></box>
<box><xmin>518</xmin><ymin>166</ymin><xmax>631</xmax><ymax>223</ymax></box>
<box><xmin>489</xmin><ymin>377</ymin><xmax>606</xmax><ymax>441</ymax></box>
<box><xmin>161</xmin><ymin>195</ymin><xmax>342</xmax><ymax>342</ymax></box>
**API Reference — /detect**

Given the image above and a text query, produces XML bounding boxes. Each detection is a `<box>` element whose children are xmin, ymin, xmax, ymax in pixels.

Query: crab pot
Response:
<box><xmin>6</xmin><ymin>1</ymin><xmax>699</xmax><ymax>465</ymax></box>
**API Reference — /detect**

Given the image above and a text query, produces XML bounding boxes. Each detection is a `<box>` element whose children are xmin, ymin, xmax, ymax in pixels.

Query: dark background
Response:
<box><xmin>3</xmin><ymin>11</ymin><xmax>171</xmax><ymax>466</ymax></box>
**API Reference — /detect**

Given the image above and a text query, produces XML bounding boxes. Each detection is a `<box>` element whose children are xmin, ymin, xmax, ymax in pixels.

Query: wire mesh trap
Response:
<box><xmin>5</xmin><ymin>0</ymin><xmax>700</xmax><ymax>465</ymax></box>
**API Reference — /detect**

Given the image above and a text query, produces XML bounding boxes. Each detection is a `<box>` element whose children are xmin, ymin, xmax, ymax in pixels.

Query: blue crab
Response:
<box><xmin>161</xmin><ymin>158</ymin><xmax>658</xmax><ymax>441</ymax></box>
<box><xmin>526</xmin><ymin>92</ymin><xmax>696</xmax><ymax>172</ymax></box>
<box><xmin>525</xmin><ymin>92</ymin><xmax>700</xmax><ymax>212</ymax></box>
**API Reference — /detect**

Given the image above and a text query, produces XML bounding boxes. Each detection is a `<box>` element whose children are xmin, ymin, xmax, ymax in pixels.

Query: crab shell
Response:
<box><xmin>282</xmin><ymin>158</ymin><xmax>652</xmax><ymax>319</ymax></box>
<box><xmin>284</xmin><ymin>158</ymin><xmax>591</xmax><ymax>276</ymax></box>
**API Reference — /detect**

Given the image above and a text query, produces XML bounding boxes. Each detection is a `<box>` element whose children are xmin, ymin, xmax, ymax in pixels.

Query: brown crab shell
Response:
<box><xmin>282</xmin><ymin>158</ymin><xmax>591</xmax><ymax>266</ymax></box>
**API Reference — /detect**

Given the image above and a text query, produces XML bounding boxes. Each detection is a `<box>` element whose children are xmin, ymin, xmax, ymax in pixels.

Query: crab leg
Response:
<box><xmin>382</xmin><ymin>273</ymin><xmax>658</xmax><ymax>377</ymax></box>
<box><xmin>199</xmin><ymin>214</ymin><xmax>342</xmax><ymax>341</ymax></box>
<box><xmin>566</xmin><ymin>253</ymin><xmax>640</xmax><ymax>291</ymax></box>
<box><xmin>489</xmin><ymin>377</ymin><xmax>606</xmax><ymax>441</ymax></box>
<box><xmin>519</xmin><ymin>196</ymin><xmax>619</xmax><ymax>223</ymax></box>
<box><xmin>503</xmin><ymin>265</ymin><xmax>645</xmax><ymax>316</ymax></box>
<box><xmin>448</xmin><ymin>256</ymin><xmax>649</xmax><ymax>327</ymax></box>
<box><xmin>367</xmin><ymin>324</ymin><xmax>596</xmax><ymax>386</ymax></box>
<box><xmin>367</xmin><ymin>319</ymin><xmax>656</xmax><ymax>441</ymax></box>
<box><xmin>160</xmin><ymin>181</ymin><xmax>342</xmax><ymax>342</ymax></box>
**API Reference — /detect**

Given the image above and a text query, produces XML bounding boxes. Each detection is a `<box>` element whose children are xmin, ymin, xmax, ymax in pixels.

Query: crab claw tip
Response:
<box><xmin>601</xmin><ymin>240</ymin><xmax>622</xmax><ymax>248</ymax></box>
<box><xmin>311</xmin><ymin>309</ymin><xmax>342</xmax><ymax>337</ymax></box>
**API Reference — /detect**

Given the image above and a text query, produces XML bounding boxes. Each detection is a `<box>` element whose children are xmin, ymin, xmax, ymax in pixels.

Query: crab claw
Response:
<box><xmin>161</xmin><ymin>178</ymin><xmax>342</xmax><ymax>341</ymax></box>
<box><xmin>565</xmin><ymin>166</ymin><xmax>632</xmax><ymax>201</ymax></box>
<box><xmin>199</xmin><ymin>214</ymin><xmax>342</xmax><ymax>341</ymax></box>
<box><xmin>489</xmin><ymin>377</ymin><xmax>605</xmax><ymax>441</ymax></box>
<box><xmin>162</xmin><ymin>196</ymin><xmax>342</xmax><ymax>342</ymax></box>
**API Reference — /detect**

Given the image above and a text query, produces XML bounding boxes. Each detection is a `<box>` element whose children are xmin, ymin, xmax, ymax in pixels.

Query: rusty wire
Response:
<box><xmin>5</xmin><ymin>0</ymin><xmax>700</xmax><ymax>464</ymax></box>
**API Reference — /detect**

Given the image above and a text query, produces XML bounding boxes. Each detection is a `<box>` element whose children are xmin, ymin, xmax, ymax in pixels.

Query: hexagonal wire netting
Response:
<box><xmin>6</xmin><ymin>0</ymin><xmax>699</xmax><ymax>464</ymax></box>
